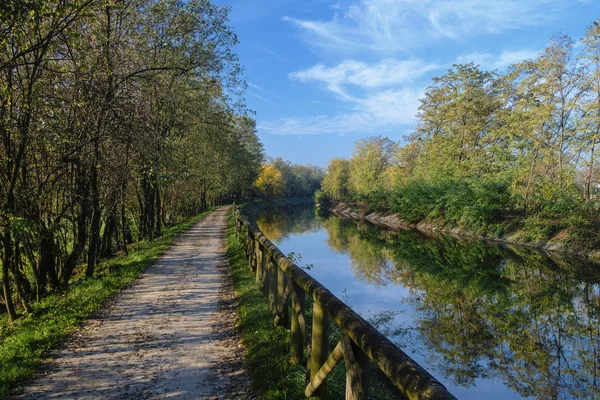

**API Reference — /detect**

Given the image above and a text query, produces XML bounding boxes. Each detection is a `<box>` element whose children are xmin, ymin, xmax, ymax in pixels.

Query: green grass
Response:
<box><xmin>226</xmin><ymin>213</ymin><xmax>307</xmax><ymax>400</ymax></box>
<box><xmin>227</xmin><ymin>211</ymin><xmax>407</xmax><ymax>400</ymax></box>
<box><xmin>0</xmin><ymin>211</ymin><xmax>211</xmax><ymax>397</ymax></box>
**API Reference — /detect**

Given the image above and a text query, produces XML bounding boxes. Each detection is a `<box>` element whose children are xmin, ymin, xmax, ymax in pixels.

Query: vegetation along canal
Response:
<box><xmin>254</xmin><ymin>202</ymin><xmax>600</xmax><ymax>400</ymax></box>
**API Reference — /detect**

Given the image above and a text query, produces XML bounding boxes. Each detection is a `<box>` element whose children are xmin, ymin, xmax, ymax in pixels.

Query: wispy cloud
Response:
<box><xmin>284</xmin><ymin>0</ymin><xmax>585</xmax><ymax>54</ymax></box>
<box><xmin>248</xmin><ymin>82</ymin><xmax>282</xmax><ymax>101</ymax></box>
<box><xmin>264</xmin><ymin>0</ymin><xmax>579</xmax><ymax>136</ymax></box>
<box><xmin>259</xmin><ymin>87</ymin><xmax>422</xmax><ymax>135</ymax></box>
<box><xmin>456</xmin><ymin>49</ymin><xmax>540</xmax><ymax>70</ymax></box>
<box><xmin>290</xmin><ymin>58</ymin><xmax>438</xmax><ymax>99</ymax></box>
<box><xmin>247</xmin><ymin>91</ymin><xmax>277</xmax><ymax>105</ymax></box>
<box><xmin>256</xmin><ymin>46</ymin><xmax>291</xmax><ymax>64</ymax></box>
<box><xmin>258</xmin><ymin>58</ymin><xmax>432</xmax><ymax>135</ymax></box>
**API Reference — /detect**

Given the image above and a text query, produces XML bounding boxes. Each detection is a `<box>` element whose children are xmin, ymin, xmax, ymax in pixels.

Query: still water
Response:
<box><xmin>253</xmin><ymin>203</ymin><xmax>600</xmax><ymax>400</ymax></box>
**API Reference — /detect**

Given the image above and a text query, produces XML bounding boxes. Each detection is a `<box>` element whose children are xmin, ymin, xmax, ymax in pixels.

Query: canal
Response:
<box><xmin>253</xmin><ymin>202</ymin><xmax>600</xmax><ymax>400</ymax></box>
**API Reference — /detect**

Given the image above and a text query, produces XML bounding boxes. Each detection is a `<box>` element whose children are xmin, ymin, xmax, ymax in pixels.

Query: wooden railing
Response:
<box><xmin>233</xmin><ymin>206</ymin><xmax>457</xmax><ymax>400</ymax></box>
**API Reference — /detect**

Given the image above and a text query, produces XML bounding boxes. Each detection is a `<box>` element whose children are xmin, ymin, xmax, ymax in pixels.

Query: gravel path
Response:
<box><xmin>19</xmin><ymin>206</ymin><xmax>253</xmax><ymax>399</ymax></box>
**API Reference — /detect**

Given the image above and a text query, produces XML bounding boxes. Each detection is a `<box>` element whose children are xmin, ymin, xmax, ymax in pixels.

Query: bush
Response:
<box><xmin>391</xmin><ymin>178</ymin><xmax>512</xmax><ymax>230</ymax></box>
<box><xmin>314</xmin><ymin>189</ymin><xmax>331</xmax><ymax>208</ymax></box>
<box><xmin>363</xmin><ymin>185</ymin><xmax>389</xmax><ymax>211</ymax></box>
<box><xmin>391</xmin><ymin>180</ymin><xmax>441</xmax><ymax>223</ymax></box>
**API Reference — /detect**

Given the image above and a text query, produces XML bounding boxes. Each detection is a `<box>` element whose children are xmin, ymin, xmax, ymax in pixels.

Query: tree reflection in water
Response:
<box><xmin>256</xmin><ymin>204</ymin><xmax>600</xmax><ymax>399</ymax></box>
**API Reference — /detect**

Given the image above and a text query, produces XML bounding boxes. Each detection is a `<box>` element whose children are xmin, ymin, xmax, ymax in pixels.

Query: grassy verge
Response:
<box><xmin>227</xmin><ymin>211</ymin><xmax>406</xmax><ymax>400</ymax></box>
<box><xmin>0</xmin><ymin>211</ymin><xmax>211</xmax><ymax>397</ymax></box>
<box><xmin>226</xmin><ymin>213</ymin><xmax>306</xmax><ymax>400</ymax></box>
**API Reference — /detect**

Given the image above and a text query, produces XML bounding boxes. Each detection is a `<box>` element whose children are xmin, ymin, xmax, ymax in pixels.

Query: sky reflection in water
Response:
<box><xmin>254</xmin><ymin>203</ymin><xmax>600</xmax><ymax>400</ymax></box>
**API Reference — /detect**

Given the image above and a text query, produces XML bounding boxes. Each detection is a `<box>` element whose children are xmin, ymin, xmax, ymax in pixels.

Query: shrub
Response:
<box><xmin>314</xmin><ymin>189</ymin><xmax>331</xmax><ymax>208</ymax></box>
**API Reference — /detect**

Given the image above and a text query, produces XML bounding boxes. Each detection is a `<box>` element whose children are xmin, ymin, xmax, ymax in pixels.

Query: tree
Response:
<box><xmin>255</xmin><ymin>164</ymin><xmax>284</xmax><ymax>198</ymax></box>
<box><xmin>414</xmin><ymin>63</ymin><xmax>500</xmax><ymax>180</ymax></box>
<box><xmin>321</xmin><ymin>158</ymin><xmax>350</xmax><ymax>201</ymax></box>
<box><xmin>0</xmin><ymin>0</ymin><xmax>261</xmax><ymax>325</ymax></box>
<box><xmin>580</xmin><ymin>20</ymin><xmax>600</xmax><ymax>200</ymax></box>
<box><xmin>348</xmin><ymin>136</ymin><xmax>397</xmax><ymax>198</ymax></box>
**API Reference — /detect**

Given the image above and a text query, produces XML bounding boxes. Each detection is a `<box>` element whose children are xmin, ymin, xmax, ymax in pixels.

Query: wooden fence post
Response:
<box><xmin>342</xmin><ymin>335</ymin><xmax>369</xmax><ymax>400</ymax></box>
<box><xmin>290</xmin><ymin>279</ymin><xmax>306</xmax><ymax>365</ymax></box>
<box><xmin>259</xmin><ymin>247</ymin><xmax>268</xmax><ymax>296</ymax></box>
<box><xmin>276</xmin><ymin>267</ymin><xmax>289</xmax><ymax>327</ymax></box>
<box><xmin>310</xmin><ymin>301</ymin><xmax>329</xmax><ymax>399</ymax></box>
<box><xmin>268</xmin><ymin>257</ymin><xmax>278</xmax><ymax>311</ymax></box>
<box><xmin>256</xmin><ymin>243</ymin><xmax>263</xmax><ymax>286</ymax></box>
<box><xmin>247</xmin><ymin>231</ymin><xmax>254</xmax><ymax>269</ymax></box>
<box><xmin>250</xmin><ymin>235</ymin><xmax>259</xmax><ymax>271</ymax></box>
<box><xmin>234</xmin><ymin>210</ymin><xmax>457</xmax><ymax>400</ymax></box>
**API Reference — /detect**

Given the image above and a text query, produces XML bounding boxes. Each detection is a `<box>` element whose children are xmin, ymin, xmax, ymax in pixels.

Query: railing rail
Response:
<box><xmin>233</xmin><ymin>206</ymin><xmax>457</xmax><ymax>400</ymax></box>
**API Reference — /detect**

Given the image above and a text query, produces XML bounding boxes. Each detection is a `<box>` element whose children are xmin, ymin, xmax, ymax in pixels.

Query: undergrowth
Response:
<box><xmin>0</xmin><ymin>211</ymin><xmax>211</xmax><ymax>397</ymax></box>
<box><xmin>226</xmin><ymin>212</ymin><xmax>405</xmax><ymax>399</ymax></box>
<box><xmin>226</xmin><ymin>214</ymin><xmax>306</xmax><ymax>399</ymax></box>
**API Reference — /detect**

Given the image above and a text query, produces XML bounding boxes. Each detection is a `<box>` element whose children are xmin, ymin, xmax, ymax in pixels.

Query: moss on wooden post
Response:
<box><xmin>256</xmin><ymin>243</ymin><xmax>263</xmax><ymax>286</ymax></box>
<box><xmin>342</xmin><ymin>334</ymin><xmax>369</xmax><ymax>400</ymax></box>
<box><xmin>310</xmin><ymin>301</ymin><xmax>329</xmax><ymax>399</ymax></box>
<box><xmin>259</xmin><ymin>247</ymin><xmax>268</xmax><ymax>296</ymax></box>
<box><xmin>290</xmin><ymin>279</ymin><xmax>305</xmax><ymax>365</ymax></box>
<box><xmin>268</xmin><ymin>256</ymin><xmax>277</xmax><ymax>311</ymax></box>
<box><xmin>276</xmin><ymin>267</ymin><xmax>289</xmax><ymax>327</ymax></box>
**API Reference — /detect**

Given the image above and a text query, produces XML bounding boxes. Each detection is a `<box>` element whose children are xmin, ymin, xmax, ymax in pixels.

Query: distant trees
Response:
<box><xmin>254</xmin><ymin>159</ymin><xmax>324</xmax><ymax>199</ymax></box>
<box><xmin>318</xmin><ymin>18</ymin><xmax>600</xmax><ymax>247</ymax></box>
<box><xmin>415</xmin><ymin>63</ymin><xmax>500</xmax><ymax>179</ymax></box>
<box><xmin>319</xmin><ymin>136</ymin><xmax>398</xmax><ymax>206</ymax></box>
<box><xmin>0</xmin><ymin>0</ymin><xmax>262</xmax><ymax>324</ymax></box>
<box><xmin>348</xmin><ymin>136</ymin><xmax>397</xmax><ymax>197</ymax></box>
<box><xmin>255</xmin><ymin>164</ymin><xmax>285</xmax><ymax>198</ymax></box>
<box><xmin>320</xmin><ymin>158</ymin><xmax>350</xmax><ymax>202</ymax></box>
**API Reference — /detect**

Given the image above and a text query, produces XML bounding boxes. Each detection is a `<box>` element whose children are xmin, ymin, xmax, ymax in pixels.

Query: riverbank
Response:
<box><xmin>254</xmin><ymin>200</ymin><xmax>600</xmax><ymax>398</ymax></box>
<box><xmin>327</xmin><ymin>202</ymin><xmax>600</xmax><ymax>261</ymax></box>
<box><xmin>228</xmin><ymin>208</ymin><xmax>425</xmax><ymax>399</ymax></box>
<box><xmin>225</xmin><ymin>212</ymin><xmax>306</xmax><ymax>400</ymax></box>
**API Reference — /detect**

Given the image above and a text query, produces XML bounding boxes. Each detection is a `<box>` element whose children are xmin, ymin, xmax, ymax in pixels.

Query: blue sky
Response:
<box><xmin>213</xmin><ymin>0</ymin><xmax>600</xmax><ymax>167</ymax></box>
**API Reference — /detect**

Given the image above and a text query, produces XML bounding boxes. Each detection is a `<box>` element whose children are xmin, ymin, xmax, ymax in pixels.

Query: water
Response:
<box><xmin>253</xmin><ymin>203</ymin><xmax>600</xmax><ymax>400</ymax></box>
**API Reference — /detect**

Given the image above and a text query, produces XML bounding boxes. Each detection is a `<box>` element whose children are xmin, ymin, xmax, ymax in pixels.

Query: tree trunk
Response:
<box><xmin>86</xmin><ymin>141</ymin><xmax>101</xmax><ymax>279</ymax></box>
<box><xmin>155</xmin><ymin>185</ymin><xmax>162</xmax><ymax>237</ymax></box>
<box><xmin>101</xmin><ymin>210</ymin><xmax>118</xmax><ymax>257</ymax></box>
<box><xmin>36</xmin><ymin>226</ymin><xmax>56</xmax><ymax>299</ymax></box>
<box><xmin>586</xmin><ymin>137</ymin><xmax>597</xmax><ymax>200</ymax></box>
<box><xmin>141</xmin><ymin>171</ymin><xmax>155</xmax><ymax>239</ymax></box>
<box><xmin>2</xmin><ymin>229</ymin><xmax>18</xmax><ymax>324</ymax></box>
<box><xmin>13</xmin><ymin>243</ymin><xmax>32</xmax><ymax>314</ymax></box>
<box><xmin>524</xmin><ymin>147</ymin><xmax>539</xmax><ymax>210</ymax></box>
<box><xmin>62</xmin><ymin>165</ymin><xmax>90</xmax><ymax>287</ymax></box>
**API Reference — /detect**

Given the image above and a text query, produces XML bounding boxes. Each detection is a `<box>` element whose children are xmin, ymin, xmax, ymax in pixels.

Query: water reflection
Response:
<box><xmin>254</xmin><ymin>203</ymin><xmax>600</xmax><ymax>399</ymax></box>
<box><xmin>253</xmin><ymin>203</ymin><xmax>322</xmax><ymax>243</ymax></box>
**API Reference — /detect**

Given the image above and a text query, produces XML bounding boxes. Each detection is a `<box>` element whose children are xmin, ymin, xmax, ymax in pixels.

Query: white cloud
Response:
<box><xmin>248</xmin><ymin>82</ymin><xmax>282</xmax><ymax>101</ymax></box>
<box><xmin>261</xmin><ymin>58</ymin><xmax>432</xmax><ymax>135</ymax></box>
<box><xmin>290</xmin><ymin>59</ymin><xmax>437</xmax><ymax>96</ymax></box>
<box><xmin>256</xmin><ymin>46</ymin><xmax>290</xmax><ymax>64</ymax></box>
<box><xmin>259</xmin><ymin>57</ymin><xmax>430</xmax><ymax>135</ymax></box>
<box><xmin>284</xmin><ymin>0</ymin><xmax>585</xmax><ymax>53</ymax></box>
<box><xmin>258</xmin><ymin>87</ymin><xmax>422</xmax><ymax>135</ymax></box>
<box><xmin>265</xmin><ymin>0</ymin><xmax>571</xmax><ymax>136</ymax></box>
<box><xmin>456</xmin><ymin>49</ymin><xmax>540</xmax><ymax>70</ymax></box>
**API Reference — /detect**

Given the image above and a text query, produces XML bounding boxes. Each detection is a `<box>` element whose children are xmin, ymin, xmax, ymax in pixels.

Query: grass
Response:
<box><xmin>226</xmin><ymin>213</ymin><xmax>306</xmax><ymax>400</ymax></box>
<box><xmin>227</xmin><ymin>211</ymin><xmax>407</xmax><ymax>400</ymax></box>
<box><xmin>0</xmin><ymin>211</ymin><xmax>211</xmax><ymax>397</ymax></box>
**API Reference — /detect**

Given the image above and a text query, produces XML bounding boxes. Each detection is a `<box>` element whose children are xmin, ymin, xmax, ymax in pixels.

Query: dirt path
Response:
<box><xmin>19</xmin><ymin>206</ymin><xmax>253</xmax><ymax>399</ymax></box>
